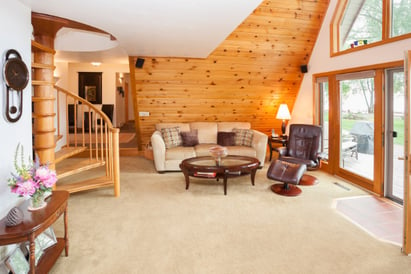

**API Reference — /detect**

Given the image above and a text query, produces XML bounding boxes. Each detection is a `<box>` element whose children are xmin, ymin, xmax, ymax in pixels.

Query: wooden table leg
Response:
<box><xmin>64</xmin><ymin>206</ymin><xmax>69</xmax><ymax>256</ymax></box>
<box><xmin>224</xmin><ymin>173</ymin><xmax>228</xmax><ymax>195</ymax></box>
<box><xmin>182</xmin><ymin>169</ymin><xmax>190</xmax><ymax>190</ymax></box>
<box><xmin>250</xmin><ymin>168</ymin><xmax>257</xmax><ymax>185</ymax></box>
<box><xmin>268</xmin><ymin>140</ymin><xmax>273</xmax><ymax>161</ymax></box>
<box><xmin>29</xmin><ymin>233</ymin><xmax>35</xmax><ymax>274</ymax></box>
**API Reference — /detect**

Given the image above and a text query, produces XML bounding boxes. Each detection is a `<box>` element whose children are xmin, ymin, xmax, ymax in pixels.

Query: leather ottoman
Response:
<box><xmin>267</xmin><ymin>159</ymin><xmax>307</xmax><ymax>196</ymax></box>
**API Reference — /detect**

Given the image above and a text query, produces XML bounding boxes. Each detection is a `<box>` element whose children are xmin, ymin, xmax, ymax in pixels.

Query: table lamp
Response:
<box><xmin>276</xmin><ymin>104</ymin><xmax>291</xmax><ymax>136</ymax></box>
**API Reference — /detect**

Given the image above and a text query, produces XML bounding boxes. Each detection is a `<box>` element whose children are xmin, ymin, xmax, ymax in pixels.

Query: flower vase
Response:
<box><xmin>28</xmin><ymin>193</ymin><xmax>47</xmax><ymax>211</ymax></box>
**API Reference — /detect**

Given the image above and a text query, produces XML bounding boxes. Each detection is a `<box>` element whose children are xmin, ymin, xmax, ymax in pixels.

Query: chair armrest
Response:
<box><xmin>251</xmin><ymin>130</ymin><xmax>268</xmax><ymax>167</ymax></box>
<box><xmin>151</xmin><ymin>131</ymin><xmax>166</xmax><ymax>172</ymax></box>
<box><xmin>274</xmin><ymin>146</ymin><xmax>288</xmax><ymax>157</ymax></box>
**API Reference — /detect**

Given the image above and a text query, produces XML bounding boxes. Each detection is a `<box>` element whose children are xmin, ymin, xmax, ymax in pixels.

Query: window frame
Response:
<box><xmin>314</xmin><ymin>77</ymin><xmax>329</xmax><ymax>161</ymax></box>
<box><xmin>313</xmin><ymin>60</ymin><xmax>403</xmax><ymax>193</ymax></box>
<box><xmin>330</xmin><ymin>0</ymin><xmax>411</xmax><ymax>56</ymax></box>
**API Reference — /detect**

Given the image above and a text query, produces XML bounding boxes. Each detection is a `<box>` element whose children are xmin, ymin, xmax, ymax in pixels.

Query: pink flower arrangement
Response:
<box><xmin>8</xmin><ymin>144</ymin><xmax>57</xmax><ymax>200</ymax></box>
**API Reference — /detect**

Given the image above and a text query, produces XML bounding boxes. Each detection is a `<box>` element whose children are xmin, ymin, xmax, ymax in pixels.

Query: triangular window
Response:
<box><xmin>331</xmin><ymin>0</ymin><xmax>411</xmax><ymax>55</ymax></box>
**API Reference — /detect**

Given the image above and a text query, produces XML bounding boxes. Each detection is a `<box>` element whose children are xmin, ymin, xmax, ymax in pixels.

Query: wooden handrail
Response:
<box><xmin>53</xmin><ymin>85</ymin><xmax>120</xmax><ymax>197</ymax></box>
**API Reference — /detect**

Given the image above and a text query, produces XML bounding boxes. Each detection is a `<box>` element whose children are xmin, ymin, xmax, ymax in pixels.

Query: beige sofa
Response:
<box><xmin>151</xmin><ymin>122</ymin><xmax>268</xmax><ymax>172</ymax></box>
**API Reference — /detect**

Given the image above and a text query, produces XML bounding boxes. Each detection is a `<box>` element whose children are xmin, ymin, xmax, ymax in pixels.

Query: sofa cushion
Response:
<box><xmin>217</xmin><ymin>132</ymin><xmax>236</xmax><ymax>146</ymax></box>
<box><xmin>190</xmin><ymin>122</ymin><xmax>218</xmax><ymax>144</ymax></box>
<box><xmin>233</xmin><ymin>128</ymin><xmax>254</xmax><ymax>147</ymax></box>
<box><xmin>180</xmin><ymin>130</ymin><xmax>199</xmax><ymax>147</ymax></box>
<box><xmin>194</xmin><ymin>144</ymin><xmax>219</xmax><ymax>157</ymax></box>
<box><xmin>156</xmin><ymin>123</ymin><xmax>191</xmax><ymax>132</ymax></box>
<box><xmin>218</xmin><ymin>122</ymin><xmax>250</xmax><ymax>132</ymax></box>
<box><xmin>165</xmin><ymin>146</ymin><xmax>196</xmax><ymax>160</ymax></box>
<box><xmin>226</xmin><ymin>146</ymin><xmax>257</xmax><ymax>158</ymax></box>
<box><xmin>161</xmin><ymin>127</ymin><xmax>182</xmax><ymax>148</ymax></box>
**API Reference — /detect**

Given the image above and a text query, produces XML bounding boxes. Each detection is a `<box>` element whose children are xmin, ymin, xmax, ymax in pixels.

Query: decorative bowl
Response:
<box><xmin>209</xmin><ymin>146</ymin><xmax>228</xmax><ymax>166</ymax></box>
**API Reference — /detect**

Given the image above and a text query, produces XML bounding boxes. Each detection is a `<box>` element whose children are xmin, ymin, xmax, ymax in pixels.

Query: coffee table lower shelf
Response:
<box><xmin>180</xmin><ymin>156</ymin><xmax>260</xmax><ymax>195</ymax></box>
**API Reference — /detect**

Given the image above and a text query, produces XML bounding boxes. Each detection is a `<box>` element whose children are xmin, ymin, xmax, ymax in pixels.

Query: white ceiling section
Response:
<box><xmin>20</xmin><ymin>0</ymin><xmax>263</xmax><ymax>63</ymax></box>
<box><xmin>55</xmin><ymin>28</ymin><xmax>118</xmax><ymax>52</ymax></box>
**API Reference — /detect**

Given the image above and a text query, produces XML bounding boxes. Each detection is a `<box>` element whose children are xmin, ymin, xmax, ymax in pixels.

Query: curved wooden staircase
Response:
<box><xmin>31</xmin><ymin>40</ymin><xmax>120</xmax><ymax>197</ymax></box>
<box><xmin>54</xmin><ymin>86</ymin><xmax>120</xmax><ymax>195</ymax></box>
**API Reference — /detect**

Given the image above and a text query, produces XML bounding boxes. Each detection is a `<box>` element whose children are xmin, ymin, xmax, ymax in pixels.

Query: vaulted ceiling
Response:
<box><xmin>129</xmin><ymin>0</ymin><xmax>330</xmax><ymax>145</ymax></box>
<box><xmin>22</xmin><ymin>0</ymin><xmax>264</xmax><ymax>63</ymax></box>
<box><xmin>23</xmin><ymin>1</ymin><xmax>329</xmax><ymax>66</ymax></box>
<box><xmin>25</xmin><ymin>0</ymin><xmax>330</xmax><ymax>146</ymax></box>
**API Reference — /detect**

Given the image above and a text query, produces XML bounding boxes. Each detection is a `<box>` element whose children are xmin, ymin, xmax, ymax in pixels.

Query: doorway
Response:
<box><xmin>386</xmin><ymin>68</ymin><xmax>405</xmax><ymax>204</ymax></box>
<box><xmin>115</xmin><ymin>72</ymin><xmax>138</xmax><ymax>150</ymax></box>
<box><xmin>338</xmin><ymin>73</ymin><xmax>375</xmax><ymax>180</ymax></box>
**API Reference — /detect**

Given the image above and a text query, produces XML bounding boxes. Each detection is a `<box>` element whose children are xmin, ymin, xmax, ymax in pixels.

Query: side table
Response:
<box><xmin>0</xmin><ymin>191</ymin><xmax>69</xmax><ymax>274</ymax></box>
<box><xmin>268</xmin><ymin>135</ymin><xmax>288</xmax><ymax>161</ymax></box>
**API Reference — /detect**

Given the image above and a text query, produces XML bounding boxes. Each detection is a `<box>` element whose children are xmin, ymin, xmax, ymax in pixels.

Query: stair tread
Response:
<box><xmin>32</xmin><ymin>96</ymin><xmax>55</xmax><ymax>101</ymax></box>
<box><xmin>55</xmin><ymin>147</ymin><xmax>87</xmax><ymax>163</ymax></box>
<box><xmin>32</xmin><ymin>80</ymin><xmax>54</xmax><ymax>86</ymax></box>
<box><xmin>56</xmin><ymin>158</ymin><xmax>105</xmax><ymax>179</ymax></box>
<box><xmin>32</xmin><ymin>62</ymin><xmax>55</xmax><ymax>69</ymax></box>
<box><xmin>56</xmin><ymin>176</ymin><xmax>113</xmax><ymax>193</ymax></box>
<box><xmin>31</xmin><ymin>40</ymin><xmax>56</xmax><ymax>54</ymax></box>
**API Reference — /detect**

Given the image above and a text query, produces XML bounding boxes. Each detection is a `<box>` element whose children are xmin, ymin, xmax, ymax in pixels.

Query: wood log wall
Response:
<box><xmin>131</xmin><ymin>0</ymin><xmax>329</xmax><ymax>147</ymax></box>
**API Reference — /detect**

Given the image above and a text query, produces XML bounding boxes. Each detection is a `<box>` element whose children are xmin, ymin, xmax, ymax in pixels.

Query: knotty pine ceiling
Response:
<box><xmin>132</xmin><ymin>0</ymin><xmax>329</xmax><ymax>147</ymax></box>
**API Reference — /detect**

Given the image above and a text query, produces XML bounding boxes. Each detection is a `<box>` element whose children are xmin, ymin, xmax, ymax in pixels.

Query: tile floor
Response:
<box><xmin>335</xmin><ymin>195</ymin><xmax>403</xmax><ymax>246</ymax></box>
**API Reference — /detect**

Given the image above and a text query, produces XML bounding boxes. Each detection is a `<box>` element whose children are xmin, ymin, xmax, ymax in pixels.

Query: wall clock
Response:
<box><xmin>3</xmin><ymin>49</ymin><xmax>29</xmax><ymax>122</ymax></box>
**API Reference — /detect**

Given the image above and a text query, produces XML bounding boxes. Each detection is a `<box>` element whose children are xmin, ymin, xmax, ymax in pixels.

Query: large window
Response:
<box><xmin>392</xmin><ymin>0</ymin><xmax>411</xmax><ymax>37</ymax></box>
<box><xmin>340</xmin><ymin>0</ymin><xmax>382</xmax><ymax>51</ymax></box>
<box><xmin>332</xmin><ymin>0</ymin><xmax>411</xmax><ymax>54</ymax></box>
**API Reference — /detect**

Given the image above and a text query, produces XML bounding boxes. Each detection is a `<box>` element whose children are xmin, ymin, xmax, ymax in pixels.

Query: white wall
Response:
<box><xmin>115</xmin><ymin>73</ymin><xmax>126</xmax><ymax>127</ymax></box>
<box><xmin>64</xmin><ymin>62</ymin><xmax>129</xmax><ymax>127</ymax></box>
<box><xmin>292</xmin><ymin>0</ymin><xmax>411</xmax><ymax>125</ymax></box>
<box><xmin>0</xmin><ymin>2</ymin><xmax>33</xmax><ymax>218</ymax></box>
<box><xmin>54</xmin><ymin>62</ymin><xmax>70</xmax><ymax>150</ymax></box>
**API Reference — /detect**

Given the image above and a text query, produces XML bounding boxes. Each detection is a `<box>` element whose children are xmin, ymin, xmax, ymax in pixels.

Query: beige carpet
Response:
<box><xmin>51</xmin><ymin>157</ymin><xmax>411</xmax><ymax>274</ymax></box>
<box><xmin>68</xmin><ymin>132</ymin><xmax>135</xmax><ymax>144</ymax></box>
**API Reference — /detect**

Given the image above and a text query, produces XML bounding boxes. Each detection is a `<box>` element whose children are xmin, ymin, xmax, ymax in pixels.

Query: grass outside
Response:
<box><xmin>341</xmin><ymin>117</ymin><xmax>404</xmax><ymax>145</ymax></box>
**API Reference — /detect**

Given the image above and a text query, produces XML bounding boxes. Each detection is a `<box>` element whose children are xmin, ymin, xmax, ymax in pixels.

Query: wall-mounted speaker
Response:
<box><xmin>135</xmin><ymin>58</ymin><xmax>145</xmax><ymax>68</ymax></box>
<box><xmin>300</xmin><ymin>65</ymin><xmax>308</xmax><ymax>73</ymax></box>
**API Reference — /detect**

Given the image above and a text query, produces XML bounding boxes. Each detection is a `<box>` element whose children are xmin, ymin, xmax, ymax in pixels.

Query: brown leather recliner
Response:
<box><xmin>275</xmin><ymin>124</ymin><xmax>322</xmax><ymax>170</ymax></box>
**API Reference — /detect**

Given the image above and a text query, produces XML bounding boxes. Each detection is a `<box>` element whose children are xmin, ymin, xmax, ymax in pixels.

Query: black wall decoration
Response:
<box><xmin>300</xmin><ymin>65</ymin><xmax>308</xmax><ymax>73</ymax></box>
<box><xmin>78</xmin><ymin>72</ymin><xmax>102</xmax><ymax>104</ymax></box>
<box><xmin>135</xmin><ymin>58</ymin><xmax>145</xmax><ymax>68</ymax></box>
<box><xmin>3</xmin><ymin>49</ymin><xmax>29</xmax><ymax>122</ymax></box>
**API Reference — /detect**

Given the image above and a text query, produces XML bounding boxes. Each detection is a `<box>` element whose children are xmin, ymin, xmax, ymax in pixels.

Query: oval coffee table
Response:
<box><xmin>179</xmin><ymin>155</ymin><xmax>260</xmax><ymax>195</ymax></box>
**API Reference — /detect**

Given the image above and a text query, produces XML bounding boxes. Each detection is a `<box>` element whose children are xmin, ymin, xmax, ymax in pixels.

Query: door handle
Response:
<box><xmin>398</xmin><ymin>156</ymin><xmax>405</xmax><ymax>160</ymax></box>
<box><xmin>393</xmin><ymin>131</ymin><xmax>398</xmax><ymax>138</ymax></box>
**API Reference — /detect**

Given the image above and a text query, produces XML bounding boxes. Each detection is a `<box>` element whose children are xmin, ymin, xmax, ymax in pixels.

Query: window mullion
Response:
<box><xmin>382</xmin><ymin>0</ymin><xmax>390</xmax><ymax>40</ymax></box>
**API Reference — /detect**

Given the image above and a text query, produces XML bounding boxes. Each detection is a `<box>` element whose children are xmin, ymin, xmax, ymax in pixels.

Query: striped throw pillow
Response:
<box><xmin>232</xmin><ymin>128</ymin><xmax>254</xmax><ymax>147</ymax></box>
<box><xmin>161</xmin><ymin>127</ymin><xmax>182</xmax><ymax>148</ymax></box>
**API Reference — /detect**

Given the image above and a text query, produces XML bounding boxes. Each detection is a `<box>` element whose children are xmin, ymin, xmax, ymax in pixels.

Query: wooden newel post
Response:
<box><xmin>111</xmin><ymin>128</ymin><xmax>120</xmax><ymax>197</ymax></box>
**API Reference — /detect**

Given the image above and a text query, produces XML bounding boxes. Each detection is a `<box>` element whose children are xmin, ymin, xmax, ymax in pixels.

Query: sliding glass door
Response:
<box><xmin>386</xmin><ymin>68</ymin><xmax>405</xmax><ymax>203</ymax></box>
<box><xmin>339</xmin><ymin>73</ymin><xmax>375</xmax><ymax>180</ymax></box>
<box><xmin>319</xmin><ymin>80</ymin><xmax>329</xmax><ymax>161</ymax></box>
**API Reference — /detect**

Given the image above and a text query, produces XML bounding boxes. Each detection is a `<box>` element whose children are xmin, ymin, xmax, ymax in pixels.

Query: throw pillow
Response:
<box><xmin>217</xmin><ymin>132</ymin><xmax>236</xmax><ymax>146</ymax></box>
<box><xmin>232</xmin><ymin>128</ymin><xmax>254</xmax><ymax>147</ymax></box>
<box><xmin>180</xmin><ymin>130</ymin><xmax>199</xmax><ymax>147</ymax></box>
<box><xmin>161</xmin><ymin>127</ymin><xmax>182</xmax><ymax>148</ymax></box>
